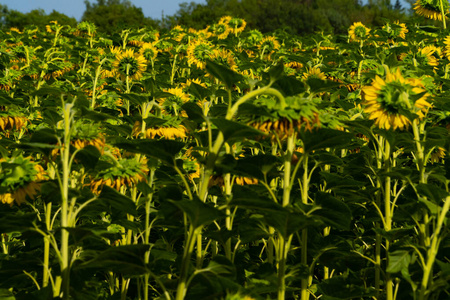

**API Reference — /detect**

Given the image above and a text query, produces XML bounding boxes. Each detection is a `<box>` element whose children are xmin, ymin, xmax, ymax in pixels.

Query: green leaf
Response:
<box><xmin>189</xmin><ymin>82</ymin><xmax>211</xmax><ymax>100</ymax></box>
<box><xmin>205</xmin><ymin>60</ymin><xmax>244</xmax><ymax>89</ymax></box>
<box><xmin>0</xmin><ymin>209</ymin><xmax>36</xmax><ymax>233</ymax></box>
<box><xmin>114</xmin><ymin>139</ymin><xmax>184</xmax><ymax>166</ymax></box>
<box><xmin>74</xmin><ymin>145</ymin><xmax>100</xmax><ymax>170</ymax></box>
<box><xmin>211</xmin><ymin>118</ymin><xmax>266</xmax><ymax>142</ymax></box>
<box><xmin>312</xmin><ymin>192</ymin><xmax>352</xmax><ymax>230</ymax></box>
<box><xmin>0</xmin><ymin>288</ymin><xmax>16</xmax><ymax>300</ymax></box>
<box><xmin>117</xmin><ymin>92</ymin><xmax>152</xmax><ymax>106</ymax></box>
<box><xmin>387</xmin><ymin>250</ymin><xmax>411</xmax><ymax>273</ymax></box>
<box><xmin>319</xmin><ymin>276</ymin><xmax>376</xmax><ymax>299</ymax></box>
<box><xmin>203</xmin><ymin>255</ymin><xmax>235</xmax><ymax>276</ymax></box>
<box><xmin>170</xmin><ymin>197</ymin><xmax>225</xmax><ymax>228</ymax></box>
<box><xmin>268</xmin><ymin>61</ymin><xmax>285</xmax><ymax>83</ymax></box>
<box><xmin>306</xmin><ymin>78</ymin><xmax>342</xmax><ymax>93</ymax></box>
<box><xmin>182</xmin><ymin>102</ymin><xmax>206</xmax><ymax>123</ymax></box>
<box><xmin>75</xmin><ymin>244</ymin><xmax>150</xmax><ymax>275</ymax></box>
<box><xmin>272</xmin><ymin>75</ymin><xmax>305</xmax><ymax>96</ymax></box>
<box><xmin>300</xmin><ymin>128</ymin><xmax>354</xmax><ymax>152</ymax></box>
<box><xmin>79</xmin><ymin>107</ymin><xmax>118</xmax><ymax>122</ymax></box>
<box><xmin>264</xmin><ymin>209</ymin><xmax>310</xmax><ymax>238</ymax></box>
<box><xmin>97</xmin><ymin>186</ymin><xmax>137</xmax><ymax>217</ymax></box>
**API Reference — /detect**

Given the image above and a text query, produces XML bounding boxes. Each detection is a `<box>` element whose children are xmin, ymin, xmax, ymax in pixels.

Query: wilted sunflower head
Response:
<box><xmin>362</xmin><ymin>67</ymin><xmax>432</xmax><ymax>130</ymax></box>
<box><xmin>112</xmin><ymin>48</ymin><xmax>147</xmax><ymax>81</ymax></box>
<box><xmin>348</xmin><ymin>22</ymin><xmax>370</xmax><ymax>42</ymax></box>
<box><xmin>414</xmin><ymin>0</ymin><xmax>449</xmax><ymax>20</ymax></box>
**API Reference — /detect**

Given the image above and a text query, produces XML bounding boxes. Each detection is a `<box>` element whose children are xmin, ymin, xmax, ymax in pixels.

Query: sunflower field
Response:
<box><xmin>0</xmin><ymin>5</ymin><xmax>449</xmax><ymax>300</ymax></box>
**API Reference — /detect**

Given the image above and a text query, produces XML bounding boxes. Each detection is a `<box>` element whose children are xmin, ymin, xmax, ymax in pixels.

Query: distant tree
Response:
<box><xmin>82</xmin><ymin>0</ymin><xmax>159</xmax><ymax>34</ymax></box>
<box><xmin>394</xmin><ymin>0</ymin><xmax>403</xmax><ymax>11</ymax></box>
<box><xmin>0</xmin><ymin>5</ymin><xmax>77</xmax><ymax>30</ymax></box>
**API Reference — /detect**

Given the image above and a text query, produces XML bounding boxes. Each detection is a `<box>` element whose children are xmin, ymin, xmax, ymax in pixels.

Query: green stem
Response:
<box><xmin>301</xmin><ymin>153</ymin><xmax>310</xmax><ymax>300</ymax></box>
<box><xmin>419</xmin><ymin>196</ymin><xmax>450</xmax><ymax>300</ymax></box>
<box><xmin>43</xmin><ymin>202</ymin><xmax>52</xmax><ymax>288</ymax></box>
<box><xmin>60</xmin><ymin>101</ymin><xmax>73</xmax><ymax>300</ymax></box>
<box><xmin>175</xmin><ymin>225</ymin><xmax>200</xmax><ymax>300</ymax></box>
<box><xmin>439</xmin><ymin>0</ymin><xmax>447</xmax><ymax>29</ymax></box>
<box><xmin>384</xmin><ymin>139</ymin><xmax>393</xmax><ymax>300</ymax></box>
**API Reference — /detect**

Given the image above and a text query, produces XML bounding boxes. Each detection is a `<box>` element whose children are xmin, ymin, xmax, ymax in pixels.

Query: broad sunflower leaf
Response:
<box><xmin>271</xmin><ymin>75</ymin><xmax>305</xmax><ymax>96</ymax></box>
<box><xmin>74</xmin><ymin>145</ymin><xmax>101</xmax><ymax>170</ymax></box>
<box><xmin>0</xmin><ymin>210</ymin><xmax>36</xmax><ymax>233</ymax></box>
<box><xmin>114</xmin><ymin>139</ymin><xmax>184</xmax><ymax>166</ymax></box>
<box><xmin>211</xmin><ymin>118</ymin><xmax>266</xmax><ymax>142</ymax></box>
<box><xmin>387</xmin><ymin>250</ymin><xmax>412</xmax><ymax>273</ymax></box>
<box><xmin>300</xmin><ymin>128</ymin><xmax>354</xmax><ymax>152</ymax></box>
<box><xmin>206</xmin><ymin>60</ymin><xmax>244</xmax><ymax>90</ymax></box>
<box><xmin>318</xmin><ymin>276</ymin><xmax>376</xmax><ymax>299</ymax></box>
<box><xmin>97</xmin><ymin>186</ymin><xmax>137</xmax><ymax>217</ymax></box>
<box><xmin>169</xmin><ymin>197</ymin><xmax>225</xmax><ymax>229</ymax></box>
<box><xmin>75</xmin><ymin>244</ymin><xmax>150</xmax><ymax>275</ymax></box>
<box><xmin>312</xmin><ymin>192</ymin><xmax>352</xmax><ymax>230</ymax></box>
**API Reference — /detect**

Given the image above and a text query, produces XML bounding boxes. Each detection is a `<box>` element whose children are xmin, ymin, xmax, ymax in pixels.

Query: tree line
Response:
<box><xmin>0</xmin><ymin>0</ymin><xmax>432</xmax><ymax>35</ymax></box>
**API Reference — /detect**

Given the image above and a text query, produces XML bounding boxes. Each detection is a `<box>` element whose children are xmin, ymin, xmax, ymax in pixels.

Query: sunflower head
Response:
<box><xmin>362</xmin><ymin>67</ymin><xmax>432</xmax><ymax>130</ymax></box>
<box><xmin>0</xmin><ymin>156</ymin><xmax>46</xmax><ymax>205</ymax></box>
<box><xmin>187</xmin><ymin>39</ymin><xmax>216</xmax><ymax>69</ymax></box>
<box><xmin>414</xmin><ymin>0</ymin><xmax>449</xmax><ymax>20</ymax></box>
<box><xmin>302</xmin><ymin>67</ymin><xmax>327</xmax><ymax>81</ymax></box>
<box><xmin>382</xmin><ymin>21</ymin><xmax>408</xmax><ymax>40</ymax></box>
<box><xmin>348</xmin><ymin>22</ymin><xmax>370</xmax><ymax>42</ymax></box>
<box><xmin>139</xmin><ymin>42</ymin><xmax>159</xmax><ymax>61</ymax></box>
<box><xmin>112</xmin><ymin>48</ymin><xmax>147</xmax><ymax>81</ymax></box>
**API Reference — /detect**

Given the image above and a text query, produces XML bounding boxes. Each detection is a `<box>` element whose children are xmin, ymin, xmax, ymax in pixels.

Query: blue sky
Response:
<box><xmin>0</xmin><ymin>0</ymin><xmax>411</xmax><ymax>21</ymax></box>
<box><xmin>0</xmin><ymin>0</ymin><xmax>207</xmax><ymax>21</ymax></box>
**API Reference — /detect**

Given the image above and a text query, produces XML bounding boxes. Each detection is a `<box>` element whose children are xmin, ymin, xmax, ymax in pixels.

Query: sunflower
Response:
<box><xmin>429</xmin><ymin>146</ymin><xmax>446</xmax><ymax>163</ymax></box>
<box><xmin>302</xmin><ymin>67</ymin><xmax>327</xmax><ymax>81</ymax></box>
<box><xmin>348</xmin><ymin>22</ymin><xmax>371</xmax><ymax>42</ymax></box>
<box><xmin>258</xmin><ymin>36</ymin><xmax>281</xmax><ymax>54</ymax></box>
<box><xmin>382</xmin><ymin>21</ymin><xmax>408</xmax><ymax>40</ymax></box>
<box><xmin>212</xmin><ymin>48</ymin><xmax>238</xmax><ymax>71</ymax></box>
<box><xmin>169</xmin><ymin>25</ymin><xmax>186</xmax><ymax>42</ymax></box>
<box><xmin>112</xmin><ymin>48</ymin><xmax>147</xmax><ymax>81</ymax></box>
<box><xmin>159</xmin><ymin>87</ymin><xmax>191</xmax><ymax>117</ymax></box>
<box><xmin>398</xmin><ymin>46</ymin><xmax>440</xmax><ymax>67</ymax></box>
<box><xmin>0</xmin><ymin>156</ymin><xmax>46</xmax><ymax>206</ymax></box>
<box><xmin>139</xmin><ymin>42</ymin><xmax>159</xmax><ymax>61</ymax></box>
<box><xmin>90</xmin><ymin>157</ymin><xmax>148</xmax><ymax>194</ymax></box>
<box><xmin>187</xmin><ymin>39</ymin><xmax>216</xmax><ymax>69</ymax></box>
<box><xmin>207</xmin><ymin>23</ymin><xmax>232</xmax><ymax>40</ymax></box>
<box><xmin>132</xmin><ymin>120</ymin><xmax>187</xmax><ymax>140</ymax></box>
<box><xmin>0</xmin><ymin>116</ymin><xmax>28</xmax><ymax>132</ymax></box>
<box><xmin>443</xmin><ymin>36</ymin><xmax>450</xmax><ymax>60</ymax></box>
<box><xmin>414</xmin><ymin>0</ymin><xmax>449</xmax><ymax>20</ymax></box>
<box><xmin>362</xmin><ymin>68</ymin><xmax>432</xmax><ymax>130</ymax></box>
<box><xmin>219</xmin><ymin>16</ymin><xmax>247</xmax><ymax>35</ymax></box>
